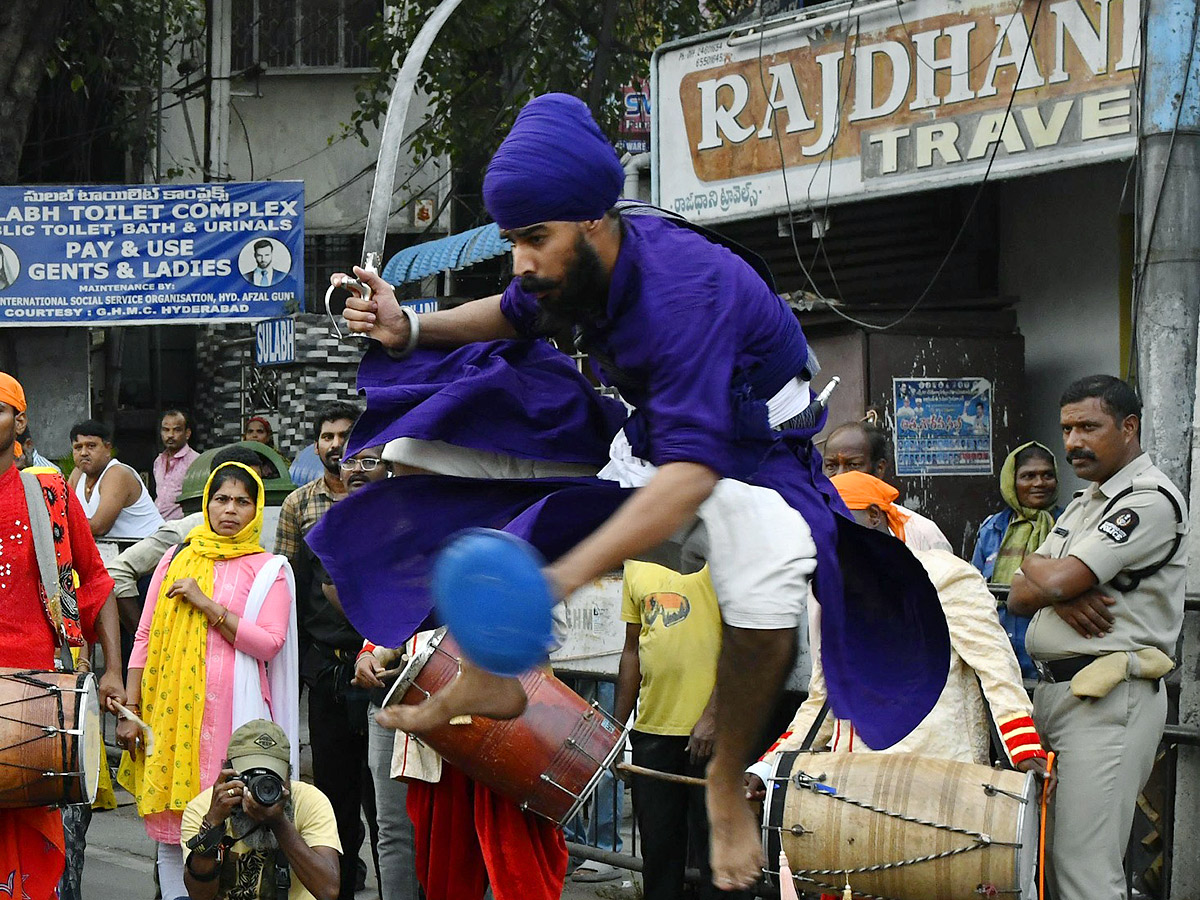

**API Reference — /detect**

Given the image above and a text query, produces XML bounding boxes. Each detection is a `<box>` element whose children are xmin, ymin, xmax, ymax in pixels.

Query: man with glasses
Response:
<box><xmin>276</xmin><ymin>405</ymin><xmax>380</xmax><ymax>900</ymax></box>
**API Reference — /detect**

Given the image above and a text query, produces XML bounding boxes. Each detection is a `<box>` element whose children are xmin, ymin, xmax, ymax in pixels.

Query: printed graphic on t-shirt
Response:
<box><xmin>643</xmin><ymin>591</ymin><xmax>691</xmax><ymax>627</ymax></box>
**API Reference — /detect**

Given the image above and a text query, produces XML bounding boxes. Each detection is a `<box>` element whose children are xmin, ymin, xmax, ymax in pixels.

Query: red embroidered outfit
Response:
<box><xmin>0</xmin><ymin>465</ymin><xmax>113</xmax><ymax>900</ymax></box>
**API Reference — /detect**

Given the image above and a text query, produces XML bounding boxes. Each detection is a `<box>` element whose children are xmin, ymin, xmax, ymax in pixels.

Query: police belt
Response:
<box><xmin>1035</xmin><ymin>656</ymin><xmax>1097</xmax><ymax>683</ymax></box>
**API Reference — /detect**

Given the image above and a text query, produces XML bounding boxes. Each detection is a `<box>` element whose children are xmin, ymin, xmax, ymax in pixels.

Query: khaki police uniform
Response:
<box><xmin>1025</xmin><ymin>452</ymin><xmax>1187</xmax><ymax>900</ymax></box>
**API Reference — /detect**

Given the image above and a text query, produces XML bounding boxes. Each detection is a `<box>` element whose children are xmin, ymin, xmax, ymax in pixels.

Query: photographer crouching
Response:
<box><xmin>180</xmin><ymin>720</ymin><xmax>341</xmax><ymax>900</ymax></box>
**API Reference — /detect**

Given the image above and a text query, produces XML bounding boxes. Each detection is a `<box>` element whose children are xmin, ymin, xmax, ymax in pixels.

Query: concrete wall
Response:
<box><xmin>10</xmin><ymin>329</ymin><xmax>91</xmax><ymax>459</ymax></box>
<box><xmin>159</xmin><ymin>74</ymin><xmax>445</xmax><ymax>235</ymax></box>
<box><xmin>999</xmin><ymin>161</ymin><xmax>1128</xmax><ymax>494</ymax></box>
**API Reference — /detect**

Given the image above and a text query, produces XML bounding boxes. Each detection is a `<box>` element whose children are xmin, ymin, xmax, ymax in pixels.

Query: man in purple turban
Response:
<box><xmin>334</xmin><ymin>92</ymin><xmax>947</xmax><ymax>892</ymax></box>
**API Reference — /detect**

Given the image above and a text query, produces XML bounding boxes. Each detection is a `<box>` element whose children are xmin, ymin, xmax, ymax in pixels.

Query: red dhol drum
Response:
<box><xmin>383</xmin><ymin>628</ymin><xmax>626</xmax><ymax>824</ymax></box>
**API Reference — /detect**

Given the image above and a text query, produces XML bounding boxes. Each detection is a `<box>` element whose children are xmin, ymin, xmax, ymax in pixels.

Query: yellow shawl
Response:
<box><xmin>118</xmin><ymin>462</ymin><xmax>265</xmax><ymax>817</ymax></box>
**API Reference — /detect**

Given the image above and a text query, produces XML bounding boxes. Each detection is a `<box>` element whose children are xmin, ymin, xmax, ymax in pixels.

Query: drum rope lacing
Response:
<box><xmin>780</xmin><ymin>868</ymin><xmax>1018</xmax><ymax>900</ymax></box>
<box><xmin>0</xmin><ymin>671</ymin><xmax>85</xmax><ymax>796</ymax></box>
<box><xmin>765</xmin><ymin>770</ymin><xmax>1022</xmax><ymax>892</ymax></box>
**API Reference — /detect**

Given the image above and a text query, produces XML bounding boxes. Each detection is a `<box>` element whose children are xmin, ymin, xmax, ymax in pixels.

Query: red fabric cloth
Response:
<box><xmin>0</xmin><ymin>463</ymin><xmax>113</xmax><ymax>895</ymax></box>
<box><xmin>406</xmin><ymin>763</ymin><xmax>568</xmax><ymax>900</ymax></box>
<box><xmin>0</xmin><ymin>809</ymin><xmax>65</xmax><ymax>900</ymax></box>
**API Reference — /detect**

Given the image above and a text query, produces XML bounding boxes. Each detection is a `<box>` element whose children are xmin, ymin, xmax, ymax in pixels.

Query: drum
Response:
<box><xmin>763</xmin><ymin>752</ymin><xmax>1039</xmax><ymax>900</ymax></box>
<box><xmin>383</xmin><ymin>628</ymin><xmax>625</xmax><ymax>824</ymax></box>
<box><xmin>0</xmin><ymin>668</ymin><xmax>102</xmax><ymax>808</ymax></box>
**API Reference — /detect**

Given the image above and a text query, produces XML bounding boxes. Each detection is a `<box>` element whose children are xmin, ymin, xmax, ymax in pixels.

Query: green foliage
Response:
<box><xmin>346</xmin><ymin>0</ymin><xmax>752</xmax><ymax>181</ymax></box>
<box><xmin>47</xmin><ymin>0</ymin><xmax>206</xmax><ymax>158</ymax></box>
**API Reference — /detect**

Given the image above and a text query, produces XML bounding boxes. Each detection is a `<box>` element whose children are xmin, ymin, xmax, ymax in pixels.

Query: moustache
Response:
<box><xmin>520</xmin><ymin>275</ymin><xmax>561</xmax><ymax>294</ymax></box>
<box><xmin>1067</xmin><ymin>450</ymin><xmax>1097</xmax><ymax>462</ymax></box>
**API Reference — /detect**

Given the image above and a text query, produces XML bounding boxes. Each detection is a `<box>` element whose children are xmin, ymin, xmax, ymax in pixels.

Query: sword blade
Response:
<box><xmin>361</xmin><ymin>0</ymin><xmax>467</xmax><ymax>273</ymax></box>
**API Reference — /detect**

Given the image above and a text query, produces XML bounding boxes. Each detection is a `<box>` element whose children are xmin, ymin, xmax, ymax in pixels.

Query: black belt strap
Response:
<box><xmin>799</xmin><ymin>700</ymin><xmax>830</xmax><ymax>751</ymax></box>
<box><xmin>1037</xmin><ymin>655</ymin><xmax>1097</xmax><ymax>683</ymax></box>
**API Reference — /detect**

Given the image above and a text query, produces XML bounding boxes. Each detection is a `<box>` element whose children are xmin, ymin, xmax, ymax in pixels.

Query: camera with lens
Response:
<box><xmin>240</xmin><ymin>768</ymin><xmax>285</xmax><ymax>806</ymax></box>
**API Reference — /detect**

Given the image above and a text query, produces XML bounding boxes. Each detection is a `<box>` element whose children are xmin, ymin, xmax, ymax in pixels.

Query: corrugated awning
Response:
<box><xmin>381</xmin><ymin>223</ymin><xmax>511</xmax><ymax>284</ymax></box>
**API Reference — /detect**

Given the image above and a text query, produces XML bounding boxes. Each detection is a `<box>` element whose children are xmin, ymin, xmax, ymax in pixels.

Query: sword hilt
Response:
<box><xmin>323</xmin><ymin>262</ymin><xmax>378</xmax><ymax>341</ymax></box>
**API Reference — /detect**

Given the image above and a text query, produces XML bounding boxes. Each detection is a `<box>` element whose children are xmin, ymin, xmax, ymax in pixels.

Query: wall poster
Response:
<box><xmin>894</xmin><ymin>377</ymin><xmax>993</xmax><ymax>476</ymax></box>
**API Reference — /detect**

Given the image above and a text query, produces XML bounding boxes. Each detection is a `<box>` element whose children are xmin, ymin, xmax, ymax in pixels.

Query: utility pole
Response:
<box><xmin>202</xmin><ymin>0</ymin><xmax>232</xmax><ymax>181</ymax></box>
<box><xmin>1136</xmin><ymin>0</ymin><xmax>1200</xmax><ymax>895</ymax></box>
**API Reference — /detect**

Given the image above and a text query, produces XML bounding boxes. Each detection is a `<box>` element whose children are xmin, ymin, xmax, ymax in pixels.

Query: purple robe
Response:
<box><xmin>309</xmin><ymin>216</ymin><xmax>949</xmax><ymax>749</ymax></box>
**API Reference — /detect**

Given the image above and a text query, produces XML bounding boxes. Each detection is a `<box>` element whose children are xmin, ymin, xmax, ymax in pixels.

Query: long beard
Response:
<box><xmin>228</xmin><ymin>796</ymin><xmax>295</xmax><ymax>852</ymax></box>
<box><xmin>524</xmin><ymin>235</ymin><xmax>609</xmax><ymax>335</ymax></box>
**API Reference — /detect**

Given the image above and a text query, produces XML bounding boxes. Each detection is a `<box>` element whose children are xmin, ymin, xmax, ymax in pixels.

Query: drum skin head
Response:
<box><xmin>432</xmin><ymin>528</ymin><xmax>555</xmax><ymax>676</ymax></box>
<box><xmin>79</xmin><ymin>674</ymin><xmax>101</xmax><ymax>805</ymax></box>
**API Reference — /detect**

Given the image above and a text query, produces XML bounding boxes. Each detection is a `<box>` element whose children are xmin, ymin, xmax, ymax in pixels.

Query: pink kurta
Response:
<box><xmin>130</xmin><ymin>550</ymin><xmax>293</xmax><ymax>843</ymax></box>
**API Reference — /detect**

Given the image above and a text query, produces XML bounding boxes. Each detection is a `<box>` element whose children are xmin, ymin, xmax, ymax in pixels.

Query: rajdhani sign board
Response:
<box><xmin>652</xmin><ymin>0</ymin><xmax>1138</xmax><ymax>223</ymax></box>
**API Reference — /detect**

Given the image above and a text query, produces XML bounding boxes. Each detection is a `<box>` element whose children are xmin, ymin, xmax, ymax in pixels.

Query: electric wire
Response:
<box><xmin>765</xmin><ymin>0</ymin><xmax>1046</xmax><ymax>330</ymax></box>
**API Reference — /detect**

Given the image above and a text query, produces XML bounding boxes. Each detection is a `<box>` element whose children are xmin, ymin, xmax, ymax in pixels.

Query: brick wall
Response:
<box><xmin>194</xmin><ymin>313</ymin><xmax>363</xmax><ymax>459</ymax></box>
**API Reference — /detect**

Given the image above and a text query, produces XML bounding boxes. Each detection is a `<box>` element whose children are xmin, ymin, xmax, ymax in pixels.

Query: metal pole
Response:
<box><xmin>154</xmin><ymin>0</ymin><xmax>165</xmax><ymax>183</ymax></box>
<box><xmin>1136</xmin><ymin>0</ymin><xmax>1200</xmax><ymax>896</ymax></box>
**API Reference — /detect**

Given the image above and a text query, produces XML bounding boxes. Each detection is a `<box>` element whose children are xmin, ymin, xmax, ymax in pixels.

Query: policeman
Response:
<box><xmin>1009</xmin><ymin>374</ymin><xmax>1187</xmax><ymax>900</ymax></box>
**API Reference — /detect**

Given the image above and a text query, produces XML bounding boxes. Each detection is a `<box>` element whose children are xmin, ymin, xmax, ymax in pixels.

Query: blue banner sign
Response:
<box><xmin>401</xmin><ymin>298</ymin><xmax>439</xmax><ymax>314</ymax></box>
<box><xmin>0</xmin><ymin>181</ymin><xmax>304</xmax><ymax>326</ymax></box>
<box><xmin>255</xmin><ymin>317</ymin><xmax>296</xmax><ymax>367</ymax></box>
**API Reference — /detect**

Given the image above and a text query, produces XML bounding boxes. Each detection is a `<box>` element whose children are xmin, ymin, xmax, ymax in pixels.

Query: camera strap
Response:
<box><xmin>273</xmin><ymin>849</ymin><xmax>292</xmax><ymax>896</ymax></box>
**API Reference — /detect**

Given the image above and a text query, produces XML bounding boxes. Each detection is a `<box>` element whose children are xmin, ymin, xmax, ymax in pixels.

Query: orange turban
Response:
<box><xmin>831</xmin><ymin>471</ymin><xmax>909</xmax><ymax>541</ymax></box>
<box><xmin>0</xmin><ymin>372</ymin><xmax>26</xmax><ymax>457</ymax></box>
<box><xmin>0</xmin><ymin>372</ymin><xmax>24</xmax><ymax>414</ymax></box>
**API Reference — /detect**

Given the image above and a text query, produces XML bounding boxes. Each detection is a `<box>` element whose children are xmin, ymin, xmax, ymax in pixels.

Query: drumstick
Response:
<box><xmin>112</xmin><ymin>701</ymin><xmax>156</xmax><ymax>756</ymax></box>
<box><xmin>616</xmin><ymin>762</ymin><xmax>706</xmax><ymax>786</ymax></box>
<box><xmin>1039</xmin><ymin>751</ymin><xmax>1055</xmax><ymax>900</ymax></box>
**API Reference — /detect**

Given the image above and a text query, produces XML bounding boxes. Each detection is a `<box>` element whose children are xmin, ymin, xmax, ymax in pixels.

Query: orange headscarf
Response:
<box><xmin>831</xmin><ymin>470</ymin><xmax>909</xmax><ymax>541</ymax></box>
<box><xmin>0</xmin><ymin>372</ymin><xmax>26</xmax><ymax>457</ymax></box>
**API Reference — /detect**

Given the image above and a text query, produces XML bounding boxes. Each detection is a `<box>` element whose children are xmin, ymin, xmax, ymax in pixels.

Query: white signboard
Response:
<box><xmin>551</xmin><ymin>575</ymin><xmax>627</xmax><ymax>675</ymax></box>
<box><xmin>550</xmin><ymin>572</ymin><xmax>813</xmax><ymax>690</ymax></box>
<box><xmin>653</xmin><ymin>0</ymin><xmax>1139</xmax><ymax>223</ymax></box>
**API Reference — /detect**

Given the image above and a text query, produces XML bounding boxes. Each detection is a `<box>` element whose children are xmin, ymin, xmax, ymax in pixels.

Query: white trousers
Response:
<box><xmin>157</xmin><ymin>841</ymin><xmax>188</xmax><ymax>900</ymax></box>
<box><xmin>386</xmin><ymin>424</ymin><xmax>817</xmax><ymax>631</ymax></box>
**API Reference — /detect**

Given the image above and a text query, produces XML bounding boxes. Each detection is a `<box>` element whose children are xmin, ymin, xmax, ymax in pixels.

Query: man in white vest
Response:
<box><xmin>67</xmin><ymin>419</ymin><xmax>163</xmax><ymax>549</ymax></box>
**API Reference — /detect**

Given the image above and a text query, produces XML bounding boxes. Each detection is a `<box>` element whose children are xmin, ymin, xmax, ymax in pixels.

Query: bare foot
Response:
<box><xmin>707</xmin><ymin>771</ymin><xmax>765</xmax><ymax>891</ymax></box>
<box><xmin>375</xmin><ymin>662</ymin><xmax>529</xmax><ymax>734</ymax></box>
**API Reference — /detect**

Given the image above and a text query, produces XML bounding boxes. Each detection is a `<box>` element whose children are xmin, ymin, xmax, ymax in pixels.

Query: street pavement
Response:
<box><xmin>83</xmin><ymin>784</ymin><xmax>643</xmax><ymax>899</ymax></box>
<box><xmin>84</xmin><ymin>698</ymin><xmax>644</xmax><ymax>898</ymax></box>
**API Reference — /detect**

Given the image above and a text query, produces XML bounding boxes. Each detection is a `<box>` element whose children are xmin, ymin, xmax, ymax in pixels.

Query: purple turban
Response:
<box><xmin>484</xmin><ymin>93</ymin><xmax>625</xmax><ymax>230</ymax></box>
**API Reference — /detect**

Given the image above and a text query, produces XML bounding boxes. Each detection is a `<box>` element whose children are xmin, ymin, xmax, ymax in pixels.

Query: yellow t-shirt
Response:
<box><xmin>621</xmin><ymin>561</ymin><xmax>721</xmax><ymax>736</ymax></box>
<box><xmin>181</xmin><ymin>780</ymin><xmax>342</xmax><ymax>900</ymax></box>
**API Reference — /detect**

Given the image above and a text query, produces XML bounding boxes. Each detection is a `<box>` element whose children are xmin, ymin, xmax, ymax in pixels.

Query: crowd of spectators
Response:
<box><xmin>1</xmin><ymin>371</ymin><xmax>1182</xmax><ymax>900</ymax></box>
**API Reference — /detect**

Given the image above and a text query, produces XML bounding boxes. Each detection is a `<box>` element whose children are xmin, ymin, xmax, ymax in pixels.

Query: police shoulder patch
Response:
<box><xmin>1098</xmin><ymin>508</ymin><xmax>1139</xmax><ymax>544</ymax></box>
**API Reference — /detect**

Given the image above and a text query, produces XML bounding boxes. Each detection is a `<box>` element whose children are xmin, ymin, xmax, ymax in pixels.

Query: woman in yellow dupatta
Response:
<box><xmin>116</xmin><ymin>462</ymin><xmax>298</xmax><ymax>900</ymax></box>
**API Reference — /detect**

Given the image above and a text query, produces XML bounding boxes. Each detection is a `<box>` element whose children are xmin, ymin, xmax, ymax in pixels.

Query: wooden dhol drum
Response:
<box><xmin>763</xmin><ymin>752</ymin><xmax>1039</xmax><ymax>900</ymax></box>
<box><xmin>0</xmin><ymin>668</ymin><xmax>102</xmax><ymax>808</ymax></box>
<box><xmin>383</xmin><ymin>628</ymin><xmax>626</xmax><ymax>824</ymax></box>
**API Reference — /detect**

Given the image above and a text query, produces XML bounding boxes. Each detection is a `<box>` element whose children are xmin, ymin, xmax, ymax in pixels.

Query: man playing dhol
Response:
<box><xmin>0</xmin><ymin>373</ymin><xmax>124</xmax><ymax>899</ymax></box>
<box><xmin>337</xmin><ymin>94</ymin><xmax>947</xmax><ymax>890</ymax></box>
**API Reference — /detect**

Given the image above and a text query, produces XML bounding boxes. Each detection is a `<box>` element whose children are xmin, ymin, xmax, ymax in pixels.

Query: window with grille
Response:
<box><xmin>232</xmin><ymin>0</ymin><xmax>381</xmax><ymax>71</ymax></box>
<box><xmin>303</xmin><ymin>234</ymin><xmax>360</xmax><ymax>312</ymax></box>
